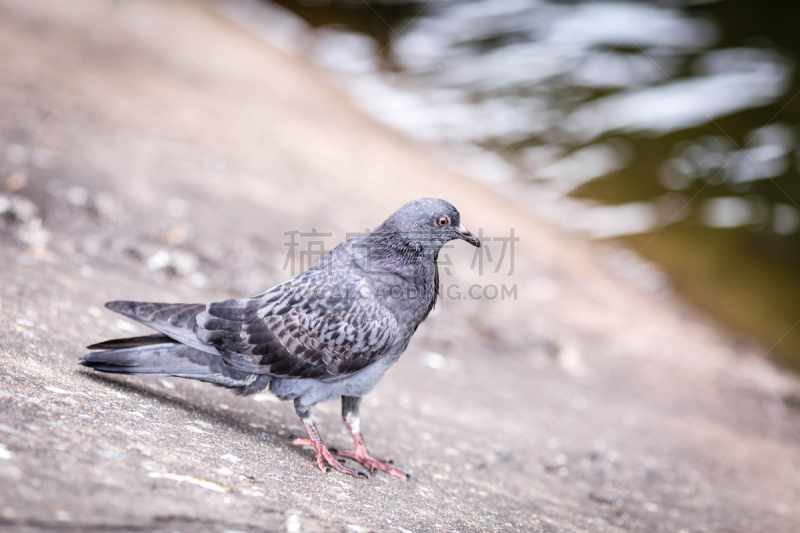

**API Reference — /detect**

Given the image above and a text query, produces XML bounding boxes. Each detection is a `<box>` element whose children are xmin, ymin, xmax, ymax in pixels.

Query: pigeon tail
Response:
<box><xmin>87</xmin><ymin>333</ymin><xmax>176</xmax><ymax>350</ymax></box>
<box><xmin>80</xmin><ymin>342</ymin><xmax>270</xmax><ymax>395</ymax></box>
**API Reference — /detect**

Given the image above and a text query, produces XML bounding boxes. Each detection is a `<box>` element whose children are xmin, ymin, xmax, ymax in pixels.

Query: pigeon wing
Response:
<box><xmin>194</xmin><ymin>270</ymin><xmax>398</xmax><ymax>379</ymax></box>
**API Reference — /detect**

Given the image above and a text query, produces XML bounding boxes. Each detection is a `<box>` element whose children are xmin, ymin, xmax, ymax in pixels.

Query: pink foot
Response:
<box><xmin>330</xmin><ymin>446</ymin><xmax>411</xmax><ymax>480</ymax></box>
<box><xmin>290</xmin><ymin>434</ymin><xmax>368</xmax><ymax>478</ymax></box>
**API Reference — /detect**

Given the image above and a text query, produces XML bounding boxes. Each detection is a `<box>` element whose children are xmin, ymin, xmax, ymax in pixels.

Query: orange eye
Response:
<box><xmin>436</xmin><ymin>215</ymin><xmax>450</xmax><ymax>227</ymax></box>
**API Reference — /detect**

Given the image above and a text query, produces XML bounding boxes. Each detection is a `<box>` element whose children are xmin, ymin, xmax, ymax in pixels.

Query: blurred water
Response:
<box><xmin>217</xmin><ymin>0</ymin><xmax>800</xmax><ymax>370</ymax></box>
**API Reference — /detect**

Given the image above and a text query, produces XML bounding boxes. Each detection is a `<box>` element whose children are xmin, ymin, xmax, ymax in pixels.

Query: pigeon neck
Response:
<box><xmin>364</xmin><ymin>225</ymin><xmax>437</xmax><ymax>275</ymax></box>
<box><xmin>361</xmin><ymin>225</ymin><xmax>440</xmax><ymax>320</ymax></box>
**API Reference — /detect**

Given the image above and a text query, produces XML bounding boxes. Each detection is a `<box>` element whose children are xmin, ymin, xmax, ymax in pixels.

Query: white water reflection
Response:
<box><xmin>567</xmin><ymin>48</ymin><xmax>791</xmax><ymax>140</ymax></box>
<box><xmin>569</xmin><ymin>201</ymin><xmax>660</xmax><ymax>239</ymax></box>
<box><xmin>729</xmin><ymin>124</ymin><xmax>794</xmax><ymax>183</ymax></box>
<box><xmin>394</xmin><ymin>1</ymin><xmax>716</xmax><ymax>73</ymax></box>
<box><xmin>700</xmin><ymin>196</ymin><xmax>751</xmax><ymax>228</ymax></box>
<box><xmin>567</xmin><ymin>50</ymin><xmax>676</xmax><ymax>89</ymax></box>
<box><xmin>659</xmin><ymin>124</ymin><xmax>795</xmax><ymax>196</ymax></box>
<box><xmin>774</xmin><ymin>204</ymin><xmax>800</xmax><ymax>235</ymax></box>
<box><xmin>527</xmin><ymin>140</ymin><xmax>633</xmax><ymax>193</ymax></box>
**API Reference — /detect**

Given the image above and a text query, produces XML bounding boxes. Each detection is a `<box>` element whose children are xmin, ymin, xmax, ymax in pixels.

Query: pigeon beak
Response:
<box><xmin>455</xmin><ymin>224</ymin><xmax>480</xmax><ymax>247</ymax></box>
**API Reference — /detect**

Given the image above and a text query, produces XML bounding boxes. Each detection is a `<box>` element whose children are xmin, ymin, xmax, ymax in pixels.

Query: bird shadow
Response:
<box><xmin>78</xmin><ymin>371</ymin><xmax>311</xmax><ymax>463</ymax></box>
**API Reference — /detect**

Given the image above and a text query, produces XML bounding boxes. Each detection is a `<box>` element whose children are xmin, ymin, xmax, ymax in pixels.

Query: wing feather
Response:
<box><xmin>195</xmin><ymin>271</ymin><xmax>397</xmax><ymax>379</ymax></box>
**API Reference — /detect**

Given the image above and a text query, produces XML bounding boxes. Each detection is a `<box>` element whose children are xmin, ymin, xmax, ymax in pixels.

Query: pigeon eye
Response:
<box><xmin>436</xmin><ymin>216</ymin><xmax>450</xmax><ymax>227</ymax></box>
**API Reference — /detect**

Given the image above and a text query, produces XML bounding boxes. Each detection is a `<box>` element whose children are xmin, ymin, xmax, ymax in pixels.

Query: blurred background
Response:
<box><xmin>216</xmin><ymin>0</ymin><xmax>800</xmax><ymax>372</ymax></box>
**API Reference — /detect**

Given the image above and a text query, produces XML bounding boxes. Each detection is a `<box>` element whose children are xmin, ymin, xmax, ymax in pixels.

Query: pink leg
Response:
<box><xmin>290</xmin><ymin>410</ymin><xmax>368</xmax><ymax>478</ymax></box>
<box><xmin>330</xmin><ymin>396</ymin><xmax>411</xmax><ymax>481</ymax></box>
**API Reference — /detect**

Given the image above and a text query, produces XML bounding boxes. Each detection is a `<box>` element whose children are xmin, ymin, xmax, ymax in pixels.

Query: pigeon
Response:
<box><xmin>81</xmin><ymin>198</ymin><xmax>480</xmax><ymax>479</ymax></box>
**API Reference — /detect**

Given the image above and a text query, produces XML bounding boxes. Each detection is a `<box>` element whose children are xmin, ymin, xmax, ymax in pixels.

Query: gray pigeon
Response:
<box><xmin>81</xmin><ymin>198</ymin><xmax>480</xmax><ymax>479</ymax></box>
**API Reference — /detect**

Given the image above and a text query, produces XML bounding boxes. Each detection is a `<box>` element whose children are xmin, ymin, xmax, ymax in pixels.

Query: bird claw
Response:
<box><xmin>292</xmin><ymin>437</ymin><xmax>367</xmax><ymax>479</ymax></box>
<box><xmin>330</xmin><ymin>448</ymin><xmax>410</xmax><ymax>480</ymax></box>
<box><xmin>322</xmin><ymin>456</ymin><xmax>363</xmax><ymax>478</ymax></box>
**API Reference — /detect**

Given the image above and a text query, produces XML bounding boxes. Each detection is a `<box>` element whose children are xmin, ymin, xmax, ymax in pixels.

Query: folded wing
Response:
<box><xmin>195</xmin><ymin>270</ymin><xmax>398</xmax><ymax>379</ymax></box>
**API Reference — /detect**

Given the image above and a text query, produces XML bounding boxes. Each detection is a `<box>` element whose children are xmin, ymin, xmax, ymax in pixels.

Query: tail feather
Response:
<box><xmin>82</xmin><ymin>343</ymin><xmax>218</xmax><ymax>375</ymax></box>
<box><xmin>80</xmin><ymin>343</ymin><xmax>271</xmax><ymax>395</ymax></box>
<box><xmin>87</xmin><ymin>334</ymin><xmax>175</xmax><ymax>350</ymax></box>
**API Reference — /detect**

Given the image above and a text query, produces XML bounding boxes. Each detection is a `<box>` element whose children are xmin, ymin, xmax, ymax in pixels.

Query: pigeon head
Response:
<box><xmin>380</xmin><ymin>198</ymin><xmax>480</xmax><ymax>253</ymax></box>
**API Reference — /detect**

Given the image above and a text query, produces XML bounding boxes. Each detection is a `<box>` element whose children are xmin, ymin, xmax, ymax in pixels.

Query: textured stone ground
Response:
<box><xmin>1</xmin><ymin>1</ymin><xmax>799</xmax><ymax>532</ymax></box>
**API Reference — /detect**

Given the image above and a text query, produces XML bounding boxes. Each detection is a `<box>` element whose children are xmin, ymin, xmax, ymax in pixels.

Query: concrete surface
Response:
<box><xmin>1</xmin><ymin>1</ymin><xmax>800</xmax><ymax>532</ymax></box>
